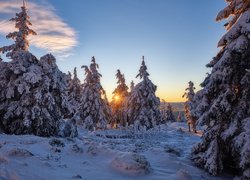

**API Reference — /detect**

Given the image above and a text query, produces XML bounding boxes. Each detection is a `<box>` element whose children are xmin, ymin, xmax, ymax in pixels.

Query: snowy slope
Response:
<box><xmin>0</xmin><ymin>123</ymin><xmax>232</xmax><ymax>180</ymax></box>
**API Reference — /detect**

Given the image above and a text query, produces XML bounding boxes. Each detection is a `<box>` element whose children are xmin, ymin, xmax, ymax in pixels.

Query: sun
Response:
<box><xmin>114</xmin><ymin>95</ymin><xmax>120</xmax><ymax>101</ymax></box>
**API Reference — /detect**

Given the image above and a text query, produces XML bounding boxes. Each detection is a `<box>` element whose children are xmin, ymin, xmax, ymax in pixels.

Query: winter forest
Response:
<box><xmin>0</xmin><ymin>0</ymin><xmax>249</xmax><ymax>180</ymax></box>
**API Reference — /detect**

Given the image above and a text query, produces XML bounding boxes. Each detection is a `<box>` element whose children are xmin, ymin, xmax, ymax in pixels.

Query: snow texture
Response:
<box><xmin>0</xmin><ymin>122</ymin><xmax>233</xmax><ymax>179</ymax></box>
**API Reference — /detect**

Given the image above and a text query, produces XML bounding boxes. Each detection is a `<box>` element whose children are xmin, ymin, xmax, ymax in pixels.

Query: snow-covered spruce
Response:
<box><xmin>160</xmin><ymin>99</ymin><xmax>168</xmax><ymax>123</ymax></box>
<box><xmin>191</xmin><ymin>0</ymin><xmax>250</xmax><ymax>178</ymax></box>
<box><xmin>110</xmin><ymin>69</ymin><xmax>129</xmax><ymax>127</ymax></box>
<box><xmin>77</xmin><ymin>56</ymin><xmax>111</xmax><ymax>130</ymax></box>
<box><xmin>0</xmin><ymin>1</ymin><xmax>36</xmax><ymax>58</ymax></box>
<box><xmin>67</xmin><ymin>67</ymin><xmax>83</xmax><ymax>117</ymax></box>
<box><xmin>0</xmin><ymin>53</ymin><xmax>77</xmax><ymax>137</ymax></box>
<box><xmin>38</xmin><ymin>54</ymin><xmax>77</xmax><ymax>137</ymax></box>
<box><xmin>182</xmin><ymin>81</ymin><xmax>197</xmax><ymax>132</ymax></box>
<box><xmin>165</xmin><ymin>103</ymin><xmax>176</xmax><ymax>122</ymax></box>
<box><xmin>125</xmin><ymin>56</ymin><xmax>162</xmax><ymax>130</ymax></box>
<box><xmin>0</xmin><ymin>3</ymin><xmax>77</xmax><ymax>137</ymax></box>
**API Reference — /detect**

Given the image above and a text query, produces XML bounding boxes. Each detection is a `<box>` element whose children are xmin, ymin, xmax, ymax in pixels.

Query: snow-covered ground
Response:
<box><xmin>0</xmin><ymin>122</ymin><xmax>232</xmax><ymax>180</ymax></box>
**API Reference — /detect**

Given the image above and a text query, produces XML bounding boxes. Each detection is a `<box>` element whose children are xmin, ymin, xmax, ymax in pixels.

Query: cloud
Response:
<box><xmin>0</xmin><ymin>0</ymin><xmax>77</xmax><ymax>59</ymax></box>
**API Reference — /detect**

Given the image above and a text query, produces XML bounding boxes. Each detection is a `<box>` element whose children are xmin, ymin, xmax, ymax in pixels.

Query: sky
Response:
<box><xmin>0</xmin><ymin>0</ymin><xmax>227</xmax><ymax>102</ymax></box>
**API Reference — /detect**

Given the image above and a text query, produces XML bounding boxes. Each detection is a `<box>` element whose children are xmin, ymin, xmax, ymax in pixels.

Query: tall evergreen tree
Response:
<box><xmin>191</xmin><ymin>0</ymin><xmax>250</xmax><ymax>178</ymax></box>
<box><xmin>0</xmin><ymin>0</ymin><xmax>36</xmax><ymax>58</ymax></box>
<box><xmin>78</xmin><ymin>57</ymin><xmax>111</xmax><ymax>130</ymax></box>
<box><xmin>110</xmin><ymin>70</ymin><xmax>129</xmax><ymax>127</ymax></box>
<box><xmin>125</xmin><ymin>56</ymin><xmax>162</xmax><ymax>130</ymax></box>
<box><xmin>0</xmin><ymin>2</ymin><xmax>77</xmax><ymax>137</ymax></box>
<box><xmin>67</xmin><ymin>67</ymin><xmax>82</xmax><ymax>117</ymax></box>
<box><xmin>182</xmin><ymin>81</ymin><xmax>197</xmax><ymax>132</ymax></box>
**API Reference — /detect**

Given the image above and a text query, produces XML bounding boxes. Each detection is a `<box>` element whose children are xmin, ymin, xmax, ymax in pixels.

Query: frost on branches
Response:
<box><xmin>110</xmin><ymin>70</ymin><xmax>129</xmax><ymax>127</ymax></box>
<box><xmin>182</xmin><ymin>81</ymin><xmax>197</xmax><ymax>133</ymax></box>
<box><xmin>0</xmin><ymin>1</ymin><xmax>36</xmax><ymax>58</ymax></box>
<box><xmin>125</xmin><ymin>56</ymin><xmax>162</xmax><ymax>130</ymax></box>
<box><xmin>78</xmin><ymin>57</ymin><xmax>111</xmax><ymax>130</ymax></box>
<box><xmin>191</xmin><ymin>0</ymin><xmax>250</xmax><ymax>178</ymax></box>
<box><xmin>0</xmin><ymin>2</ymin><xmax>77</xmax><ymax>137</ymax></box>
<box><xmin>67</xmin><ymin>68</ymin><xmax>83</xmax><ymax>117</ymax></box>
<box><xmin>0</xmin><ymin>52</ymin><xmax>77</xmax><ymax>137</ymax></box>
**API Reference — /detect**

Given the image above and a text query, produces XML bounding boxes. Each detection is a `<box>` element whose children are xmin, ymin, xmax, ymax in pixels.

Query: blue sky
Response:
<box><xmin>0</xmin><ymin>0</ymin><xmax>226</xmax><ymax>102</ymax></box>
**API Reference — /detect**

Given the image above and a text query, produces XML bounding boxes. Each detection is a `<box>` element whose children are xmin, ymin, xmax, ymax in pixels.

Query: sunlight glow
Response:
<box><xmin>114</xmin><ymin>95</ymin><xmax>120</xmax><ymax>101</ymax></box>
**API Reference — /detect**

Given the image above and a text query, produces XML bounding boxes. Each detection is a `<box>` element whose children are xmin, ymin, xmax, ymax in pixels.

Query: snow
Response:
<box><xmin>0</xmin><ymin>122</ymin><xmax>231</xmax><ymax>179</ymax></box>
<box><xmin>110</xmin><ymin>152</ymin><xmax>152</xmax><ymax>176</ymax></box>
<box><xmin>0</xmin><ymin>1</ymin><xmax>248</xmax><ymax>179</ymax></box>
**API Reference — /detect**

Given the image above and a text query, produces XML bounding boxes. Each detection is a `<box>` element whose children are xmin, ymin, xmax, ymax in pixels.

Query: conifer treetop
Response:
<box><xmin>81</xmin><ymin>65</ymin><xmax>91</xmax><ymax>84</ymax></box>
<box><xmin>130</xmin><ymin>81</ymin><xmax>134</xmax><ymax>91</ymax></box>
<box><xmin>23</xmin><ymin>0</ymin><xmax>26</xmax><ymax>8</ymax></box>
<box><xmin>90</xmin><ymin>56</ymin><xmax>102</xmax><ymax>83</ymax></box>
<box><xmin>115</xmin><ymin>69</ymin><xmax>126</xmax><ymax>86</ymax></box>
<box><xmin>112</xmin><ymin>69</ymin><xmax>129</xmax><ymax>97</ymax></box>
<box><xmin>73</xmin><ymin>67</ymin><xmax>77</xmax><ymax>78</ymax></box>
<box><xmin>68</xmin><ymin>71</ymin><xmax>72</xmax><ymax>78</ymax></box>
<box><xmin>0</xmin><ymin>0</ymin><xmax>37</xmax><ymax>57</ymax></box>
<box><xmin>136</xmin><ymin>56</ymin><xmax>150</xmax><ymax>79</ymax></box>
<box><xmin>182</xmin><ymin>81</ymin><xmax>196</xmax><ymax>101</ymax></box>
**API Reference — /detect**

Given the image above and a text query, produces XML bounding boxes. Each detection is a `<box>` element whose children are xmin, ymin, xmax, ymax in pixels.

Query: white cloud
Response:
<box><xmin>0</xmin><ymin>0</ymin><xmax>77</xmax><ymax>59</ymax></box>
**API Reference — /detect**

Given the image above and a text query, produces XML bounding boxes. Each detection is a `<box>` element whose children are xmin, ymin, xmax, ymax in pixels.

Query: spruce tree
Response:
<box><xmin>0</xmin><ymin>0</ymin><xmax>36</xmax><ymax>58</ymax></box>
<box><xmin>191</xmin><ymin>0</ymin><xmax>250</xmax><ymax>177</ymax></box>
<box><xmin>110</xmin><ymin>70</ymin><xmax>129</xmax><ymax>127</ymax></box>
<box><xmin>160</xmin><ymin>99</ymin><xmax>168</xmax><ymax>123</ymax></box>
<box><xmin>182</xmin><ymin>81</ymin><xmax>197</xmax><ymax>132</ymax></box>
<box><xmin>78</xmin><ymin>57</ymin><xmax>111</xmax><ymax>130</ymax></box>
<box><xmin>67</xmin><ymin>67</ymin><xmax>82</xmax><ymax>117</ymax></box>
<box><xmin>125</xmin><ymin>56</ymin><xmax>162</xmax><ymax>130</ymax></box>
<box><xmin>0</xmin><ymin>2</ymin><xmax>77</xmax><ymax>137</ymax></box>
<box><xmin>165</xmin><ymin>103</ymin><xmax>176</xmax><ymax>122</ymax></box>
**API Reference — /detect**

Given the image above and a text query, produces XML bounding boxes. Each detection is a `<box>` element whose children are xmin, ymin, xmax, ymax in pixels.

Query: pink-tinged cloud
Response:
<box><xmin>0</xmin><ymin>0</ymin><xmax>77</xmax><ymax>59</ymax></box>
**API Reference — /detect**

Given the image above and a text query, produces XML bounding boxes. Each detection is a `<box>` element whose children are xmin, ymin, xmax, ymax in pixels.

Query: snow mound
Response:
<box><xmin>19</xmin><ymin>139</ymin><xmax>39</xmax><ymax>145</ymax></box>
<box><xmin>175</xmin><ymin>169</ymin><xmax>192</xmax><ymax>180</ymax></box>
<box><xmin>164</xmin><ymin>145</ymin><xmax>182</xmax><ymax>157</ymax></box>
<box><xmin>49</xmin><ymin>138</ymin><xmax>65</xmax><ymax>147</ymax></box>
<box><xmin>71</xmin><ymin>144</ymin><xmax>83</xmax><ymax>153</ymax></box>
<box><xmin>0</xmin><ymin>154</ymin><xmax>8</xmax><ymax>164</ymax></box>
<box><xmin>110</xmin><ymin>152</ymin><xmax>152</xmax><ymax>176</ymax></box>
<box><xmin>8</xmin><ymin>148</ymin><xmax>34</xmax><ymax>157</ymax></box>
<box><xmin>0</xmin><ymin>168</ymin><xmax>19</xmax><ymax>180</ymax></box>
